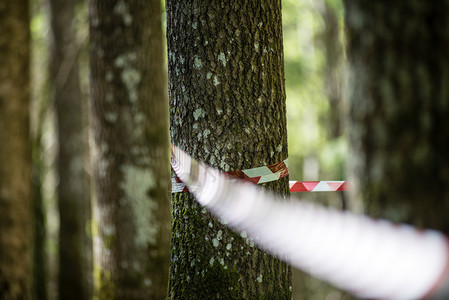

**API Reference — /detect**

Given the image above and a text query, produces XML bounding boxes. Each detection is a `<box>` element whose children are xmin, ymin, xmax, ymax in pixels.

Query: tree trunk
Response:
<box><xmin>0</xmin><ymin>1</ymin><xmax>32</xmax><ymax>299</ymax></box>
<box><xmin>323</xmin><ymin>0</ymin><xmax>344</xmax><ymax>140</ymax></box>
<box><xmin>166</xmin><ymin>0</ymin><xmax>292</xmax><ymax>298</ymax></box>
<box><xmin>32</xmin><ymin>155</ymin><xmax>48</xmax><ymax>300</ymax></box>
<box><xmin>88</xmin><ymin>0</ymin><xmax>171</xmax><ymax>299</ymax></box>
<box><xmin>48</xmin><ymin>0</ymin><xmax>92</xmax><ymax>299</ymax></box>
<box><xmin>345</xmin><ymin>1</ymin><xmax>449</xmax><ymax>232</ymax></box>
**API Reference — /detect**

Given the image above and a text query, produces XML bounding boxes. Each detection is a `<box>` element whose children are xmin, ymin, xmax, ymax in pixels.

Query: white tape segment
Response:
<box><xmin>171</xmin><ymin>145</ymin><xmax>449</xmax><ymax>299</ymax></box>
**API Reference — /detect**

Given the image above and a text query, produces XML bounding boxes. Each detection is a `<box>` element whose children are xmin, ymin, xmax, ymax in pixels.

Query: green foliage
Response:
<box><xmin>283</xmin><ymin>0</ymin><xmax>347</xmax><ymax>182</ymax></box>
<box><xmin>283</xmin><ymin>0</ymin><xmax>350</xmax><ymax>298</ymax></box>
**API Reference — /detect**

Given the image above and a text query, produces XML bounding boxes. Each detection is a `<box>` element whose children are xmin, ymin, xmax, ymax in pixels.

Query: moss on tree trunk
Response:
<box><xmin>166</xmin><ymin>0</ymin><xmax>292</xmax><ymax>298</ymax></box>
<box><xmin>345</xmin><ymin>0</ymin><xmax>449</xmax><ymax>232</ymax></box>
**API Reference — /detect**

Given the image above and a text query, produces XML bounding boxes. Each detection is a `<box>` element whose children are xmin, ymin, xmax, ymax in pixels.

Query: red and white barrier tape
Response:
<box><xmin>171</xmin><ymin>157</ymin><xmax>350</xmax><ymax>193</ymax></box>
<box><xmin>172</xmin><ymin>178</ymin><xmax>350</xmax><ymax>193</ymax></box>
<box><xmin>228</xmin><ymin>158</ymin><xmax>289</xmax><ymax>183</ymax></box>
<box><xmin>172</xmin><ymin>157</ymin><xmax>288</xmax><ymax>193</ymax></box>
<box><xmin>289</xmin><ymin>180</ymin><xmax>350</xmax><ymax>192</ymax></box>
<box><xmin>171</xmin><ymin>145</ymin><xmax>449</xmax><ymax>300</ymax></box>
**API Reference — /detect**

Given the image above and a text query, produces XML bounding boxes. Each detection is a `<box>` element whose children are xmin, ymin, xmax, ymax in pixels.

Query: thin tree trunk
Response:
<box><xmin>345</xmin><ymin>1</ymin><xmax>449</xmax><ymax>232</ymax></box>
<box><xmin>88</xmin><ymin>0</ymin><xmax>171</xmax><ymax>298</ymax></box>
<box><xmin>166</xmin><ymin>0</ymin><xmax>292</xmax><ymax>298</ymax></box>
<box><xmin>0</xmin><ymin>1</ymin><xmax>32</xmax><ymax>299</ymax></box>
<box><xmin>32</xmin><ymin>153</ymin><xmax>48</xmax><ymax>300</ymax></box>
<box><xmin>48</xmin><ymin>0</ymin><xmax>92</xmax><ymax>299</ymax></box>
<box><xmin>323</xmin><ymin>0</ymin><xmax>344</xmax><ymax>139</ymax></box>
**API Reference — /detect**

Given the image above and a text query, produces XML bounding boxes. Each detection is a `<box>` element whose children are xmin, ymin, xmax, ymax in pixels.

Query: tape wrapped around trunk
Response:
<box><xmin>171</xmin><ymin>145</ymin><xmax>449</xmax><ymax>300</ymax></box>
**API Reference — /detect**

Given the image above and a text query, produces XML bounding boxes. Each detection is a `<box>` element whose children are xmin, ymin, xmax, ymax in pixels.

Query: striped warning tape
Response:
<box><xmin>172</xmin><ymin>177</ymin><xmax>190</xmax><ymax>193</ymax></box>
<box><xmin>289</xmin><ymin>181</ymin><xmax>350</xmax><ymax>192</ymax></box>
<box><xmin>227</xmin><ymin>159</ymin><xmax>289</xmax><ymax>184</ymax></box>
<box><xmin>170</xmin><ymin>144</ymin><xmax>449</xmax><ymax>300</ymax></box>
<box><xmin>172</xmin><ymin>157</ymin><xmax>289</xmax><ymax>193</ymax></box>
<box><xmin>170</xmin><ymin>156</ymin><xmax>350</xmax><ymax>193</ymax></box>
<box><xmin>172</xmin><ymin>178</ymin><xmax>350</xmax><ymax>193</ymax></box>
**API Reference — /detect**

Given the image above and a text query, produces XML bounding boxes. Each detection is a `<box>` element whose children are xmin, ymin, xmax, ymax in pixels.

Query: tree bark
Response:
<box><xmin>345</xmin><ymin>0</ymin><xmax>449</xmax><ymax>232</ymax></box>
<box><xmin>166</xmin><ymin>0</ymin><xmax>292</xmax><ymax>298</ymax></box>
<box><xmin>48</xmin><ymin>0</ymin><xmax>92</xmax><ymax>299</ymax></box>
<box><xmin>0</xmin><ymin>1</ymin><xmax>32</xmax><ymax>299</ymax></box>
<box><xmin>88</xmin><ymin>0</ymin><xmax>171</xmax><ymax>299</ymax></box>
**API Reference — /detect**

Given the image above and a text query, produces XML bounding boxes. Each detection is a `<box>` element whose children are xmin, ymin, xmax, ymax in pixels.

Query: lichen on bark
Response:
<box><xmin>167</xmin><ymin>0</ymin><xmax>292</xmax><ymax>298</ymax></box>
<box><xmin>88</xmin><ymin>0</ymin><xmax>170</xmax><ymax>299</ymax></box>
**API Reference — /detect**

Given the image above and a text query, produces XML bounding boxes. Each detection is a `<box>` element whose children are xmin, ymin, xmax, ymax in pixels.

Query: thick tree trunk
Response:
<box><xmin>345</xmin><ymin>1</ymin><xmax>449</xmax><ymax>232</ymax></box>
<box><xmin>49</xmin><ymin>0</ymin><xmax>92</xmax><ymax>299</ymax></box>
<box><xmin>167</xmin><ymin>0</ymin><xmax>292</xmax><ymax>298</ymax></box>
<box><xmin>0</xmin><ymin>1</ymin><xmax>32</xmax><ymax>299</ymax></box>
<box><xmin>88</xmin><ymin>0</ymin><xmax>171</xmax><ymax>299</ymax></box>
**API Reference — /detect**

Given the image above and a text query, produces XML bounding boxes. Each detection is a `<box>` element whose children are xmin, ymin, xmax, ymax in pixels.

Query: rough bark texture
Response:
<box><xmin>167</xmin><ymin>0</ymin><xmax>292</xmax><ymax>298</ymax></box>
<box><xmin>88</xmin><ymin>0</ymin><xmax>171</xmax><ymax>299</ymax></box>
<box><xmin>49</xmin><ymin>0</ymin><xmax>92</xmax><ymax>299</ymax></box>
<box><xmin>345</xmin><ymin>1</ymin><xmax>449</xmax><ymax>232</ymax></box>
<box><xmin>0</xmin><ymin>1</ymin><xmax>32</xmax><ymax>299</ymax></box>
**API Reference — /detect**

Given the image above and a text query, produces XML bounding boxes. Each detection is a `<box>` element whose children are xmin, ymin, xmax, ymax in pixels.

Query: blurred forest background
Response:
<box><xmin>9</xmin><ymin>0</ymin><xmax>347</xmax><ymax>298</ymax></box>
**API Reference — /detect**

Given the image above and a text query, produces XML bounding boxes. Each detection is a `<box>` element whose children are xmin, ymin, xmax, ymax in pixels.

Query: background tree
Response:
<box><xmin>323</xmin><ymin>0</ymin><xmax>345</xmax><ymax>140</ymax></box>
<box><xmin>0</xmin><ymin>1</ymin><xmax>32</xmax><ymax>299</ymax></box>
<box><xmin>48</xmin><ymin>0</ymin><xmax>92</xmax><ymax>299</ymax></box>
<box><xmin>88</xmin><ymin>0</ymin><xmax>171</xmax><ymax>298</ymax></box>
<box><xmin>345</xmin><ymin>1</ymin><xmax>449</xmax><ymax>231</ymax></box>
<box><xmin>167</xmin><ymin>0</ymin><xmax>292</xmax><ymax>298</ymax></box>
<box><xmin>31</xmin><ymin>117</ymin><xmax>48</xmax><ymax>300</ymax></box>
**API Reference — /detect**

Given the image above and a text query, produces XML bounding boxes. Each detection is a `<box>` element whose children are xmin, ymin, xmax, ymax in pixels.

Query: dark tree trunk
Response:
<box><xmin>32</xmin><ymin>156</ymin><xmax>47</xmax><ymax>300</ymax></box>
<box><xmin>49</xmin><ymin>0</ymin><xmax>92</xmax><ymax>299</ymax></box>
<box><xmin>166</xmin><ymin>0</ymin><xmax>292</xmax><ymax>298</ymax></box>
<box><xmin>323</xmin><ymin>0</ymin><xmax>344</xmax><ymax>140</ymax></box>
<box><xmin>0</xmin><ymin>1</ymin><xmax>32</xmax><ymax>299</ymax></box>
<box><xmin>345</xmin><ymin>1</ymin><xmax>449</xmax><ymax>232</ymax></box>
<box><xmin>88</xmin><ymin>0</ymin><xmax>171</xmax><ymax>299</ymax></box>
